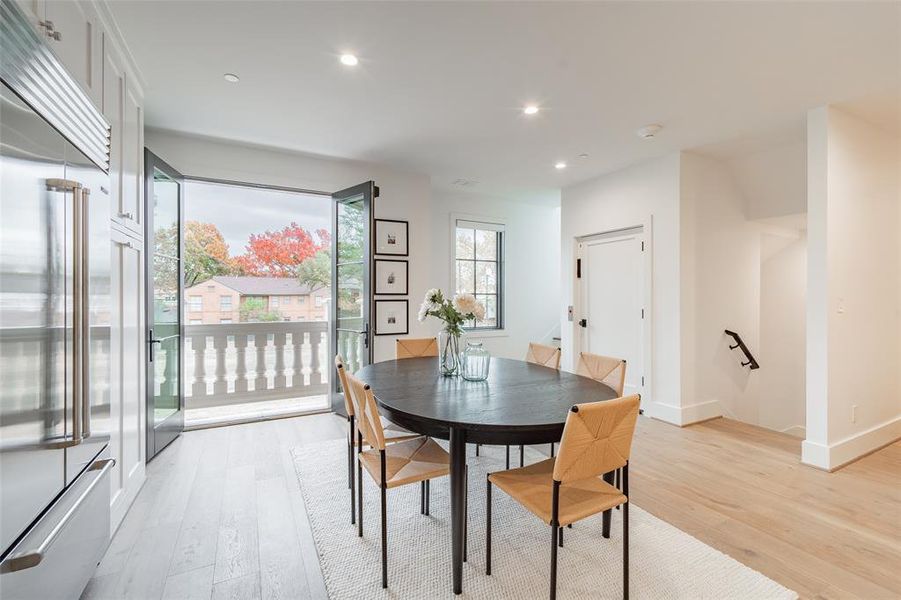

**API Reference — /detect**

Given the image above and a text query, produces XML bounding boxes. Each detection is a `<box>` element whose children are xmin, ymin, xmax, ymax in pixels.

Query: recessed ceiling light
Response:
<box><xmin>223</xmin><ymin>73</ymin><xmax>240</xmax><ymax>83</ymax></box>
<box><xmin>637</xmin><ymin>123</ymin><xmax>663</xmax><ymax>139</ymax></box>
<box><xmin>523</xmin><ymin>105</ymin><xmax>539</xmax><ymax>116</ymax></box>
<box><xmin>555</xmin><ymin>162</ymin><xmax>567</xmax><ymax>170</ymax></box>
<box><xmin>340</xmin><ymin>54</ymin><xmax>359</xmax><ymax>66</ymax></box>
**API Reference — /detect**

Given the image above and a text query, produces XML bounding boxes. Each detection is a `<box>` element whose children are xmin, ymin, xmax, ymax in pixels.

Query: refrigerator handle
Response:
<box><xmin>0</xmin><ymin>459</ymin><xmax>114</xmax><ymax>574</ymax></box>
<box><xmin>79</xmin><ymin>186</ymin><xmax>91</xmax><ymax>439</ymax></box>
<box><xmin>47</xmin><ymin>178</ymin><xmax>84</xmax><ymax>448</ymax></box>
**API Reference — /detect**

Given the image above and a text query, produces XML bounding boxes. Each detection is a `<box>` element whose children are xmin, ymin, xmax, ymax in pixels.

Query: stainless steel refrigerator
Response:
<box><xmin>0</xmin><ymin>4</ymin><xmax>114</xmax><ymax>597</ymax></box>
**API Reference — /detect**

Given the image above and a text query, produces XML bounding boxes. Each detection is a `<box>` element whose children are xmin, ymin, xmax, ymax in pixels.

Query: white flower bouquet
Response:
<box><xmin>418</xmin><ymin>289</ymin><xmax>485</xmax><ymax>375</ymax></box>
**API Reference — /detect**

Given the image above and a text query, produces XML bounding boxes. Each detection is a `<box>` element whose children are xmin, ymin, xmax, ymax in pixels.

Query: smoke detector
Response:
<box><xmin>451</xmin><ymin>178</ymin><xmax>479</xmax><ymax>187</ymax></box>
<box><xmin>636</xmin><ymin>124</ymin><xmax>662</xmax><ymax>139</ymax></box>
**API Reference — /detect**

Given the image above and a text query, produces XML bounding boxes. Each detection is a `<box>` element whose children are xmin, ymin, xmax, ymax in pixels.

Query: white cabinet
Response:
<box><xmin>120</xmin><ymin>81</ymin><xmax>144</xmax><ymax>236</ymax></box>
<box><xmin>109</xmin><ymin>228</ymin><xmax>146</xmax><ymax>532</ymax></box>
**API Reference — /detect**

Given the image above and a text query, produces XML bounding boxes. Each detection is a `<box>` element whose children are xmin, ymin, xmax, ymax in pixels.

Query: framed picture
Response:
<box><xmin>374</xmin><ymin>299</ymin><xmax>409</xmax><ymax>336</ymax></box>
<box><xmin>374</xmin><ymin>259</ymin><xmax>408</xmax><ymax>295</ymax></box>
<box><xmin>374</xmin><ymin>219</ymin><xmax>409</xmax><ymax>256</ymax></box>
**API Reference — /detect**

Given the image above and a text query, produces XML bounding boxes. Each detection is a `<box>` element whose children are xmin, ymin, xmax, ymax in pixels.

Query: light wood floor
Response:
<box><xmin>82</xmin><ymin>414</ymin><xmax>900</xmax><ymax>600</ymax></box>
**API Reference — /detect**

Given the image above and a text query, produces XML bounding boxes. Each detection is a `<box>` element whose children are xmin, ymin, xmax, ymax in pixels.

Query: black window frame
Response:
<box><xmin>454</xmin><ymin>219</ymin><xmax>505</xmax><ymax>331</ymax></box>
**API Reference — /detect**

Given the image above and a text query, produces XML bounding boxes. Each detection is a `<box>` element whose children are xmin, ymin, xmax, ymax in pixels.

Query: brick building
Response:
<box><xmin>185</xmin><ymin>276</ymin><xmax>329</xmax><ymax>324</ymax></box>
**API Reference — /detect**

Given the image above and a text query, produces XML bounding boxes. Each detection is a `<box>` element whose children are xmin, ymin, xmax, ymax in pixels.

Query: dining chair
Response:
<box><xmin>576</xmin><ymin>352</ymin><xmax>628</xmax><ymax>493</ymax></box>
<box><xmin>335</xmin><ymin>355</ymin><xmax>421</xmax><ymax>526</ymax></box>
<box><xmin>345</xmin><ymin>371</ymin><xmax>452</xmax><ymax>589</ymax></box>
<box><xmin>395</xmin><ymin>337</ymin><xmax>439</xmax><ymax>358</ymax></box>
<box><xmin>576</xmin><ymin>352</ymin><xmax>627</xmax><ymax>396</ymax></box>
<box><xmin>526</xmin><ymin>342</ymin><xmax>562</xmax><ymax>369</ymax></box>
<box><xmin>513</xmin><ymin>342</ymin><xmax>562</xmax><ymax>467</ymax></box>
<box><xmin>485</xmin><ymin>394</ymin><xmax>641</xmax><ymax>600</ymax></box>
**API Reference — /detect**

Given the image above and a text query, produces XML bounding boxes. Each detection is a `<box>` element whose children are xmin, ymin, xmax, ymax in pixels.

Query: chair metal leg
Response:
<box><xmin>357</xmin><ymin>432</ymin><xmax>363</xmax><ymax>538</ymax></box>
<box><xmin>623</xmin><ymin>462</ymin><xmax>630</xmax><ymax>599</ymax></box>
<box><xmin>558</xmin><ymin>525</ymin><xmax>563</xmax><ymax>547</ymax></box>
<box><xmin>550</xmin><ymin>525</ymin><xmax>559</xmax><ymax>600</ymax></box>
<box><xmin>623</xmin><ymin>499</ymin><xmax>629</xmax><ymax>600</ymax></box>
<box><xmin>380</xmin><ymin>451</ymin><xmax>388</xmax><ymax>589</ymax></box>
<box><xmin>425</xmin><ymin>479</ymin><xmax>430</xmax><ymax>516</ymax></box>
<box><xmin>348</xmin><ymin>417</ymin><xmax>356</xmax><ymax>524</ymax></box>
<box><xmin>520</xmin><ymin>444</ymin><xmax>525</xmax><ymax>467</ymax></box>
<box><xmin>486</xmin><ymin>477</ymin><xmax>492</xmax><ymax>576</ymax></box>
<box><xmin>476</xmin><ymin>444</ymin><xmax>480</xmax><ymax>457</ymax></box>
<box><xmin>505</xmin><ymin>445</ymin><xmax>510</xmax><ymax>469</ymax></box>
<box><xmin>615</xmin><ymin>467</ymin><xmax>621</xmax><ymax>510</ymax></box>
<box><xmin>420</xmin><ymin>480</ymin><xmax>425</xmax><ymax>515</ymax></box>
<box><xmin>550</xmin><ymin>442</ymin><xmax>555</xmax><ymax>457</ymax></box>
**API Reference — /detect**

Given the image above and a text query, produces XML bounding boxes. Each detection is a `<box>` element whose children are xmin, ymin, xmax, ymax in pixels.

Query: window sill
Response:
<box><xmin>464</xmin><ymin>329</ymin><xmax>508</xmax><ymax>339</ymax></box>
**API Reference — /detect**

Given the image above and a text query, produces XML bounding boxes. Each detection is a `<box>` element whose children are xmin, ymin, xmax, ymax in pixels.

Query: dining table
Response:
<box><xmin>354</xmin><ymin>355</ymin><xmax>620</xmax><ymax>595</ymax></box>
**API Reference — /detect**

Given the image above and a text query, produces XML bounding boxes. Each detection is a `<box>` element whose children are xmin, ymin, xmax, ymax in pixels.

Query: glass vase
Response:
<box><xmin>461</xmin><ymin>342</ymin><xmax>491</xmax><ymax>381</ymax></box>
<box><xmin>438</xmin><ymin>329</ymin><xmax>462</xmax><ymax>377</ymax></box>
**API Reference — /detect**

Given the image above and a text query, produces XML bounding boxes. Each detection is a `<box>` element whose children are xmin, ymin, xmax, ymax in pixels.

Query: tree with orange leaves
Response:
<box><xmin>233</xmin><ymin>224</ymin><xmax>329</xmax><ymax>277</ymax></box>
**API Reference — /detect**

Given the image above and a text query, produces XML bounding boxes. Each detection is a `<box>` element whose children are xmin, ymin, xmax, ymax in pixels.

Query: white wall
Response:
<box><xmin>427</xmin><ymin>189</ymin><xmax>561</xmax><ymax>359</ymax></box>
<box><xmin>560</xmin><ymin>154</ymin><xmax>682</xmax><ymax>420</ymax></box>
<box><xmin>562</xmin><ymin>149</ymin><xmax>808</xmax><ymax>432</ymax></box>
<box><xmin>759</xmin><ymin>234</ymin><xmax>807</xmax><ymax>436</ymax></box>
<box><xmin>804</xmin><ymin>107</ymin><xmax>901</xmax><ymax>470</ymax></box>
<box><xmin>680</xmin><ymin>152</ymin><xmax>762</xmax><ymax>425</ymax></box>
<box><xmin>145</xmin><ymin>129</ymin><xmax>561</xmax><ymax>366</ymax></box>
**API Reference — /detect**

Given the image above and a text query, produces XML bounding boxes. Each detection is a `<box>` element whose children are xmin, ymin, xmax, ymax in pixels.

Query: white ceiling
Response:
<box><xmin>107</xmin><ymin>1</ymin><xmax>900</xmax><ymax>197</ymax></box>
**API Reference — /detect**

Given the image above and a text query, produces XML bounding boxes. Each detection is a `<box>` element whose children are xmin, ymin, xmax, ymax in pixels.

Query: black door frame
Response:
<box><xmin>144</xmin><ymin>149</ymin><xmax>185</xmax><ymax>460</ymax></box>
<box><xmin>330</xmin><ymin>181</ymin><xmax>377</xmax><ymax>415</ymax></box>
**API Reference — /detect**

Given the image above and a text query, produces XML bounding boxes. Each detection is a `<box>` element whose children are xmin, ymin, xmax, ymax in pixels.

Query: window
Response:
<box><xmin>220</xmin><ymin>295</ymin><xmax>233</xmax><ymax>310</ymax></box>
<box><xmin>271</xmin><ymin>296</ymin><xmax>280</xmax><ymax>308</ymax></box>
<box><xmin>188</xmin><ymin>296</ymin><xmax>202</xmax><ymax>312</ymax></box>
<box><xmin>315</xmin><ymin>296</ymin><xmax>324</xmax><ymax>307</ymax></box>
<box><xmin>189</xmin><ymin>319</ymin><xmax>202</xmax><ymax>325</ymax></box>
<box><xmin>282</xmin><ymin>296</ymin><xmax>291</xmax><ymax>305</ymax></box>
<box><xmin>454</xmin><ymin>218</ymin><xmax>504</xmax><ymax>329</ymax></box>
<box><xmin>298</xmin><ymin>296</ymin><xmax>306</xmax><ymax>304</ymax></box>
<box><xmin>220</xmin><ymin>318</ymin><xmax>232</xmax><ymax>324</ymax></box>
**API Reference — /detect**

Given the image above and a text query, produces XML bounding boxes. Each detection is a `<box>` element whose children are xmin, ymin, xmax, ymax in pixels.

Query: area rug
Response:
<box><xmin>291</xmin><ymin>440</ymin><xmax>796</xmax><ymax>599</ymax></box>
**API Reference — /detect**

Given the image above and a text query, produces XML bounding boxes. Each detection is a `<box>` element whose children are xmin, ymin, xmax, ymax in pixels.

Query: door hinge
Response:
<box><xmin>641</xmin><ymin>308</ymin><xmax>645</xmax><ymax>319</ymax></box>
<box><xmin>641</xmin><ymin>240</ymin><xmax>645</xmax><ymax>251</ymax></box>
<box><xmin>641</xmin><ymin>376</ymin><xmax>645</xmax><ymax>386</ymax></box>
<box><xmin>373</xmin><ymin>185</ymin><xmax>380</xmax><ymax>198</ymax></box>
<box><xmin>576</xmin><ymin>258</ymin><xmax>581</xmax><ymax>278</ymax></box>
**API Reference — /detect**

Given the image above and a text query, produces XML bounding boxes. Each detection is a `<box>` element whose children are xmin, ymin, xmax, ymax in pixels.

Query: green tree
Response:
<box><xmin>297</xmin><ymin>248</ymin><xmax>330</xmax><ymax>291</ymax></box>
<box><xmin>239</xmin><ymin>297</ymin><xmax>283</xmax><ymax>322</ymax></box>
<box><xmin>184</xmin><ymin>221</ymin><xmax>236</xmax><ymax>287</ymax></box>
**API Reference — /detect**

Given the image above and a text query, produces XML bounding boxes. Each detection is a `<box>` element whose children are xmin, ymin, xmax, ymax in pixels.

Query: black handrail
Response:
<box><xmin>724</xmin><ymin>330</ymin><xmax>760</xmax><ymax>370</ymax></box>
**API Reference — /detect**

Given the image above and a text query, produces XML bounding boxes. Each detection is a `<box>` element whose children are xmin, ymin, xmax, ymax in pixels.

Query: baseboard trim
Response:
<box><xmin>647</xmin><ymin>399</ymin><xmax>722</xmax><ymax>427</ymax></box>
<box><xmin>802</xmin><ymin>414</ymin><xmax>901</xmax><ymax>471</ymax></box>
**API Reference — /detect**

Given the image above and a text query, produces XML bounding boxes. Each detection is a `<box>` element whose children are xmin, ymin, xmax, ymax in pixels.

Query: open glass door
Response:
<box><xmin>144</xmin><ymin>150</ymin><xmax>185</xmax><ymax>459</ymax></box>
<box><xmin>330</xmin><ymin>181</ymin><xmax>376</xmax><ymax>414</ymax></box>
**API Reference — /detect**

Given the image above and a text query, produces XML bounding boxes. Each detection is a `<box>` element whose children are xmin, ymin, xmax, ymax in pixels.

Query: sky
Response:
<box><xmin>185</xmin><ymin>180</ymin><xmax>330</xmax><ymax>256</ymax></box>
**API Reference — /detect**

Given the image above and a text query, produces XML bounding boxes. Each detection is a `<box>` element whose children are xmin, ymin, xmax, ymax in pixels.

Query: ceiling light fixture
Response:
<box><xmin>223</xmin><ymin>73</ymin><xmax>240</xmax><ymax>83</ymax></box>
<box><xmin>636</xmin><ymin>123</ymin><xmax>663</xmax><ymax>139</ymax></box>
<box><xmin>523</xmin><ymin>105</ymin><xmax>539</xmax><ymax>115</ymax></box>
<box><xmin>555</xmin><ymin>161</ymin><xmax>567</xmax><ymax>170</ymax></box>
<box><xmin>340</xmin><ymin>54</ymin><xmax>359</xmax><ymax>66</ymax></box>
<box><xmin>578</xmin><ymin>153</ymin><xmax>589</xmax><ymax>159</ymax></box>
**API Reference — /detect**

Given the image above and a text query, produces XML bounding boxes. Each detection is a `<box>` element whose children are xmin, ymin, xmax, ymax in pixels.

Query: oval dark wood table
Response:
<box><xmin>355</xmin><ymin>356</ymin><xmax>619</xmax><ymax>595</ymax></box>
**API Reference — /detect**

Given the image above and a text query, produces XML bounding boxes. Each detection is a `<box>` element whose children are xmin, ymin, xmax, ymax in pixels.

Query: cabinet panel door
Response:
<box><xmin>109</xmin><ymin>228</ymin><xmax>146</xmax><ymax>533</ymax></box>
<box><xmin>121</xmin><ymin>80</ymin><xmax>143</xmax><ymax>236</ymax></box>
<box><xmin>12</xmin><ymin>0</ymin><xmax>45</xmax><ymax>32</ymax></box>
<box><xmin>103</xmin><ymin>40</ymin><xmax>125</xmax><ymax>225</ymax></box>
<box><xmin>43</xmin><ymin>1</ymin><xmax>99</xmax><ymax>104</ymax></box>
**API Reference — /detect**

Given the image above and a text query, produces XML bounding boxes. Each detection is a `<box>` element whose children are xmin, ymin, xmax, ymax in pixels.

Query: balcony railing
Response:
<box><xmin>181</xmin><ymin>321</ymin><xmax>329</xmax><ymax>409</ymax></box>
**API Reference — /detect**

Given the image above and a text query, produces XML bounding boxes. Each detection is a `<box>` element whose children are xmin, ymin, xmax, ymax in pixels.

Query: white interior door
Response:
<box><xmin>579</xmin><ymin>229</ymin><xmax>644</xmax><ymax>396</ymax></box>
